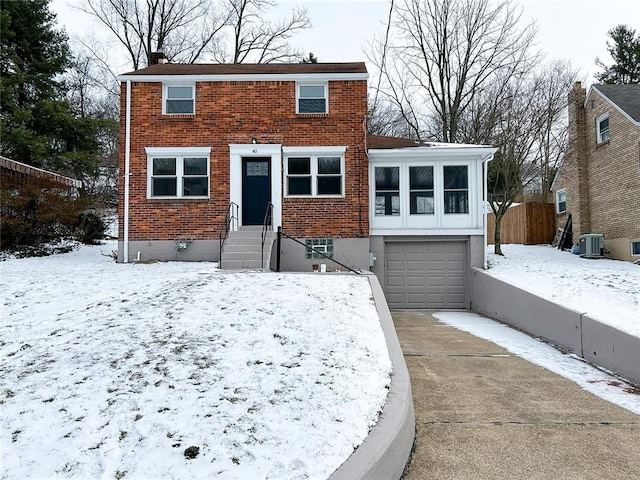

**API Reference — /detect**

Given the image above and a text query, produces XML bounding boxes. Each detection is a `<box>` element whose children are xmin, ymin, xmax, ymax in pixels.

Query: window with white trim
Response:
<box><xmin>596</xmin><ymin>112</ymin><xmax>610</xmax><ymax>144</ymax></box>
<box><xmin>375</xmin><ymin>166</ymin><xmax>400</xmax><ymax>216</ymax></box>
<box><xmin>443</xmin><ymin>165</ymin><xmax>469</xmax><ymax>214</ymax></box>
<box><xmin>409</xmin><ymin>166</ymin><xmax>434</xmax><ymax>214</ymax></box>
<box><xmin>556</xmin><ymin>188</ymin><xmax>567</xmax><ymax>214</ymax></box>
<box><xmin>146</xmin><ymin>147</ymin><xmax>210</xmax><ymax>198</ymax></box>
<box><xmin>305</xmin><ymin>238</ymin><xmax>334</xmax><ymax>259</ymax></box>
<box><xmin>163</xmin><ymin>84</ymin><xmax>195</xmax><ymax>114</ymax></box>
<box><xmin>285</xmin><ymin>154</ymin><xmax>344</xmax><ymax>196</ymax></box>
<box><xmin>631</xmin><ymin>241</ymin><xmax>640</xmax><ymax>256</ymax></box>
<box><xmin>297</xmin><ymin>83</ymin><xmax>327</xmax><ymax>113</ymax></box>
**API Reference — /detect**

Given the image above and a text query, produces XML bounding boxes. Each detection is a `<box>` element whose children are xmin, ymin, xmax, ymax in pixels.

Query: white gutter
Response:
<box><xmin>482</xmin><ymin>152</ymin><xmax>495</xmax><ymax>270</ymax></box>
<box><xmin>123</xmin><ymin>80</ymin><xmax>132</xmax><ymax>263</ymax></box>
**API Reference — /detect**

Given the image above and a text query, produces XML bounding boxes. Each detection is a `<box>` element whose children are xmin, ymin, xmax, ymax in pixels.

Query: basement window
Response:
<box><xmin>305</xmin><ymin>238</ymin><xmax>334</xmax><ymax>259</ymax></box>
<box><xmin>632</xmin><ymin>241</ymin><xmax>640</xmax><ymax>256</ymax></box>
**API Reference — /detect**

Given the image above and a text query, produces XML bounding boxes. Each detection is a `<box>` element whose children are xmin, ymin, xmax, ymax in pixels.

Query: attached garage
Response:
<box><xmin>384</xmin><ymin>241</ymin><xmax>468</xmax><ymax>309</ymax></box>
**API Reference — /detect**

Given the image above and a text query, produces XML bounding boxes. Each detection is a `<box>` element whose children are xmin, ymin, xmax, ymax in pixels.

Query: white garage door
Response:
<box><xmin>385</xmin><ymin>241</ymin><xmax>468</xmax><ymax>309</ymax></box>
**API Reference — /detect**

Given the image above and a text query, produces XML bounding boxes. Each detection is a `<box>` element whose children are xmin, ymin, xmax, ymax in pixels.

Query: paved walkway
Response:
<box><xmin>393</xmin><ymin>310</ymin><xmax>640</xmax><ymax>480</ymax></box>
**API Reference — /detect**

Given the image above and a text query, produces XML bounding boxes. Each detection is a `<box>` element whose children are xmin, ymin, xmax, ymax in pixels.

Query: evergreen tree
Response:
<box><xmin>595</xmin><ymin>25</ymin><xmax>640</xmax><ymax>84</ymax></box>
<box><xmin>0</xmin><ymin>0</ymin><xmax>101</xmax><ymax>178</ymax></box>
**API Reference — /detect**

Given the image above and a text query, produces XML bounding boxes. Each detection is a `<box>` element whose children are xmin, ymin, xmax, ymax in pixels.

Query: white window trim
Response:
<box><xmin>296</xmin><ymin>82</ymin><xmax>328</xmax><ymax>114</ymax></box>
<box><xmin>443</xmin><ymin>164</ymin><xmax>470</xmax><ymax>215</ymax></box>
<box><xmin>283</xmin><ymin>146</ymin><xmax>346</xmax><ymax>197</ymax></box>
<box><xmin>596</xmin><ymin>112</ymin><xmax>610</xmax><ymax>144</ymax></box>
<box><xmin>631</xmin><ymin>241</ymin><xmax>640</xmax><ymax>257</ymax></box>
<box><xmin>162</xmin><ymin>83</ymin><xmax>195</xmax><ymax>115</ymax></box>
<box><xmin>556</xmin><ymin>188</ymin><xmax>567</xmax><ymax>214</ymax></box>
<box><xmin>145</xmin><ymin>146</ymin><xmax>211</xmax><ymax>199</ymax></box>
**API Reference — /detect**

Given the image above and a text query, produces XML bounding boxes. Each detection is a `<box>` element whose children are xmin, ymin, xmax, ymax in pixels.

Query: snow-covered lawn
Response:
<box><xmin>0</xmin><ymin>242</ymin><xmax>391</xmax><ymax>480</ymax></box>
<box><xmin>486</xmin><ymin>244</ymin><xmax>640</xmax><ymax>337</ymax></box>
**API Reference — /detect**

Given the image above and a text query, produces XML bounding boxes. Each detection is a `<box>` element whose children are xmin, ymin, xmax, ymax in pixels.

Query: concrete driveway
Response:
<box><xmin>393</xmin><ymin>310</ymin><xmax>640</xmax><ymax>480</ymax></box>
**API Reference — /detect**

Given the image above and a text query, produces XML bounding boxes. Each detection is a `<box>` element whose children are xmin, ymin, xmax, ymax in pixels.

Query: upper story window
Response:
<box><xmin>284</xmin><ymin>148</ymin><xmax>345</xmax><ymax>196</ymax></box>
<box><xmin>596</xmin><ymin>112</ymin><xmax>610</xmax><ymax>144</ymax></box>
<box><xmin>409</xmin><ymin>166</ymin><xmax>434</xmax><ymax>214</ymax></box>
<box><xmin>164</xmin><ymin>84</ymin><xmax>195</xmax><ymax>114</ymax></box>
<box><xmin>556</xmin><ymin>188</ymin><xmax>567</xmax><ymax>214</ymax></box>
<box><xmin>146</xmin><ymin>147</ymin><xmax>210</xmax><ymax>198</ymax></box>
<box><xmin>375</xmin><ymin>166</ymin><xmax>400</xmax><ymax>216</ymax></box>
<box><xmin>297</xmin><ymin>83</ymin><xmax>327</xmax><ymax>114</ymax></box>
<box><xmin>443</xmin><ymin>165</ymin><xmax>469</xmax><ymax>214</ymax></box>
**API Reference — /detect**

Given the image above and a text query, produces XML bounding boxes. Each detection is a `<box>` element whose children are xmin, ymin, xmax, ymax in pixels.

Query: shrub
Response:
<box><xmin>75</xmin><ymin>210</ymin><xmax>106</xmax><ymax>245</ymax></box>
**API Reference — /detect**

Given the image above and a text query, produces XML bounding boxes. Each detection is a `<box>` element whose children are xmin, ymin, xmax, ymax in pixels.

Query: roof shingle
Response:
<box><xmin>593</xmin><ymin>84</ymin><xmax>640</xmax><ymax>122</ymax></box>
<box><xmin>121</xmin><ymin>62</ymin><xmax>367</xmax><ymax>76</ymax></box>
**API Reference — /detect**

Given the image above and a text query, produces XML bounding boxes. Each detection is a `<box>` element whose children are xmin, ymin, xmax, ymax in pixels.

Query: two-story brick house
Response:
<box><xmin>118</xmin><ymin>61</ymin><xmax>496</xmax><ymax>309</ymax></box>
<box><xmin>553</xmin><ymin>82</ymin><xmax>640</xmax><ymax>262</ymax></box>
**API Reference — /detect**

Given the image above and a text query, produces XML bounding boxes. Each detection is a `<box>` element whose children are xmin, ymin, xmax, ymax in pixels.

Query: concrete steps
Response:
<box><xmin>220</xmin><ymin>227</ymin><xmax>276</xmax><ymax>270</ymax></box>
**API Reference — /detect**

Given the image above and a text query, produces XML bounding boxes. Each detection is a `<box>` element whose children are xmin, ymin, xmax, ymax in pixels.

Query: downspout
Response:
<box><xmin>482</xmin><ymin>152</ymin><xmax>495</xmax><ymax>270</ymax></box>
<box><xmin>123</xmin><ymin>80</ymin><xmax>132</xmax><ymax>263</ymax></box>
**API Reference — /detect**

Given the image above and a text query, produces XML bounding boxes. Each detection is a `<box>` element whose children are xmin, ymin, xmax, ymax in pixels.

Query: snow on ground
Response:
<box><xmin>486</xmin><ymin>244</ymin><xmax>640</xmax><ymax>336</ymax></box>
<box><xmin>433</xmin><ymin>311</ymin><xmax>640</xmax><ymax>415</ymax></box>
<box><xmin>0</xmin><ymin>242</ymin><xmax>391</xmax><ymax>480</ymax></box>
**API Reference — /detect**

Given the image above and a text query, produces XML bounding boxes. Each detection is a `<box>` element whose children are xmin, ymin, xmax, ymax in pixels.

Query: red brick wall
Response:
<box><xmin>118</xmin><ymin>79</ymin><xmax>369</xmax><ymax>241</ymax></box>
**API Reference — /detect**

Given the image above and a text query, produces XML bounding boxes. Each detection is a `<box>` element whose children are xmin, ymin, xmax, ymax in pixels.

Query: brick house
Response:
<box><xmin>552</xmin><ymin>82</ymin><xmax>640</xmax><ymax>262</ymax></box>
<box><xmin>118</xmin><ymin>62</ymin><xmax>496</xmax><ymax>308</ymax></box>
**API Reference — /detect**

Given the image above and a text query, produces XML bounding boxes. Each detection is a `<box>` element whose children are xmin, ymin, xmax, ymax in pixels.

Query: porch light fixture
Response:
<box><xmin>251</xmin><ymin>137</ymin><xmax>258</xmax><ymax>144</ymax></box>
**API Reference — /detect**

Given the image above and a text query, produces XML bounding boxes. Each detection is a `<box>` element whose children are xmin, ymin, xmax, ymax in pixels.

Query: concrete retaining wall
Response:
<box><xmin>330</xmin><ymin>273</ymin><xmax>415</xmax><ymax>480</ymax></box>
<box><xmin>470</xmin><ymin>268</ymin><xmax>640</xmax><ymax>386</ymax></box>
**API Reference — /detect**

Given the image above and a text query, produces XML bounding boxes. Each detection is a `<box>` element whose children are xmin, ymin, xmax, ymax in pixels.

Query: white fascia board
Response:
<box><xmin>282</xmin><ymin>146</ymin><xmax>347</xmax><ymax>155</ymax></box>
<box><xmin>368</xmin><ymin>146</ymin><xmax>497</xmax><ymax>160</ymax></box>
<box><xmin>117</xmin><ymin>73</ymin><xmax>368</xmax><ymax>83</ymax></box>
<box><xmin>369</xmin><ymin>229</ymin><xmax>484</xmax><ymax>236</ymax></box>
<box><xmin>145</xmin><ymin>146</ymin><xmax>211</xmax><ymax>156</ymax></box>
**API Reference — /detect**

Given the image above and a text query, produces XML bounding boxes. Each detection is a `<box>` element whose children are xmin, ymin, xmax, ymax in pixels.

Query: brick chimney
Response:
<box><xmin>566</xmin><ymin>81</ymin><xmax>591</xmax><ymax>236</ymax></box>
<box><xmin>149</xmin><ymin>51</ymin><xmax>168</xmax><ymax>65</ymax></box>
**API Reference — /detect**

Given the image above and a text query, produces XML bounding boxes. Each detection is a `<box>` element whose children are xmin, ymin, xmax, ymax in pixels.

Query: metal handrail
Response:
<box><xmin>219</xmin><ymin>202</ymin><xmax>239</xmax><ymax>266</ymax></box>
<box><xmin>275</xmin><ymin>227</ymin><xmax>361</xmax><ymax>275</ymax></box>
<box><xmin>261</xmin><ymin>202</ymin><xmax>274</xmax><ymax>269</ymax></box>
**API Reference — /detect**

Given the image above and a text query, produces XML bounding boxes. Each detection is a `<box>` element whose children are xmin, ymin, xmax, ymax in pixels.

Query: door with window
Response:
<box><xmin>242</xmin><ymin>157</ymin><xmax>271</xmax><ymax>225</ymax></box>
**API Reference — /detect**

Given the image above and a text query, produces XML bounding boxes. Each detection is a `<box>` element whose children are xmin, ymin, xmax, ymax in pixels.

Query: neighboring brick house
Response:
<box><xmin>553</xmin><ymin>82</ymin><xmax>640</xmax><ymax>262</ymax></box>
<box><xmin>118</xmin><ymin>61</ymin><xmax>496</xmax><ymax>308</ymax></box>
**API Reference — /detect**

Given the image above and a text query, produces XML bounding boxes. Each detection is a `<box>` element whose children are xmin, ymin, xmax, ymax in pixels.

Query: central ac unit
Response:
<box><xmin>578</xmin><ymin>234</ymin><xmax>604</xmax><ymax>258</ymax></box>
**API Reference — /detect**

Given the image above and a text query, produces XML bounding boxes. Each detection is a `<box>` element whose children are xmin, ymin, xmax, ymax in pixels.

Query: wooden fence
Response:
<box><xmin>487</xmin><ymin>203</ymin><xmax>556</xmax><ymax>245</ymax></box>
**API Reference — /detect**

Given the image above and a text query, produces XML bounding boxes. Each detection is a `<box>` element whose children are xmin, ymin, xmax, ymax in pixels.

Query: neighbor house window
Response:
<box><xmin>632</xmin><ymin>241</ymin><xmax>640</xmax><ymax>256</ymax></box>
<box><xmin>409</xmin><ymin>166</ymin><xmax>434</xmax><ymax>214</ymax></box>
<box><xmin>375</xmin><ymin>166</ymin><xmax>400</xmax><ymax>216</ymax></box>
<box><xmin>164</xmin><ymin>84</ymin><xmax>195</xmax><ymax>114</ymax></box>
<box><xmin>596</xmin><ymin>113</ymin><xmax>610</xmax><ymax>144</ymax></box>
<box><xmin>305</xmin><ymin>238</ymin><xmax>334</xmax><ymax>259</ymax></box>
<box><xmin>285</xmin><ymin>153</ymin><xmax>344</xmax><ymax>196</ymax></box>
<box><xmin>443</xmin><ymin>165</ymin><xmax>469</xmax><ymax>214</ymax></box>
<box><xmin>297</xmin><ymin>83</ymin><xmax>327</xmax><ymax>113</ymax></box>
<box><xmin>146</xmin><ymin>147</ymin><xmax>210</xmax><ymax>198</ymax></box>
<box><xmin>556</xmin><ymin>188</ymin><xmax>567</xmax><ymax>214</ymax></box>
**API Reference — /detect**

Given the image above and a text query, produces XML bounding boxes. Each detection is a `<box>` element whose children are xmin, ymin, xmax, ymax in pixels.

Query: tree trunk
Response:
<box><xmin>494</xmin><ymin>209</ymin><xmax>504</xmax><ymax>256</ymax></box>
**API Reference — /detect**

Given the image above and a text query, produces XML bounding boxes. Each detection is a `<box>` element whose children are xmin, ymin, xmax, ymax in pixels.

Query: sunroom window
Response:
<box><xmin>375</xmin><ymin>167</ymin><xmax>400</xmax><ymax>216</ymax></box>
<box><xmin>409</xmin><ymin>166</ymin><xmax>434</xmax><ymax>214</ymax></box>
<box><xmin>443</xmin><ymin>165</ymin><xmax>469</xmax><ymax>214</ymax></box>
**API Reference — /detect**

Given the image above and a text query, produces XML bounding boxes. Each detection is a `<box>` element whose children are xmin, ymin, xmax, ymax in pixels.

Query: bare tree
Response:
<box><xmin>78</xmin><ymin>0</ymin><xmax>309</xmax><ymax>68</ymax></box>
<box><xmin>79</xmin><ymin>0</ymin><xmax>228</xmax><ymax>69</ymax></box>
<box><xmin>220</xmin><ymin>0</ymin><xmax>310</xmax><ymax>64</ymax></box>
<box><xmin>369</xmin><ymin>0</ymin><xmax>539</xmax><ymax>143</ymax></box>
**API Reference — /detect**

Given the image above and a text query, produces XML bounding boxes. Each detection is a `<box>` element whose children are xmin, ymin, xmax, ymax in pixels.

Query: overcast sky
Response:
<box><xmin>51</xmin><ymin>0</ymin><xmax>640</xmax><ymax>84</ymax></box>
